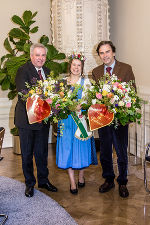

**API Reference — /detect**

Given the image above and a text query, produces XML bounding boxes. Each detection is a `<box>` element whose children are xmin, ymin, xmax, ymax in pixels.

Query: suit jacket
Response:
<box><xmin>92</xmin><ymin>60</ymin><xmax>136</xmax><ymax>89</ymax></box>
<box><xmin>15</xmin><ymin>61</ymin><xmax>50</xmax><ymax>130</ymax></box>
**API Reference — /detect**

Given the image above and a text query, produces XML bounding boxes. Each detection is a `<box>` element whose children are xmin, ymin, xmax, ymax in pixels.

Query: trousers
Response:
<box><xmin>98</xmin><ymin>124</ymin><xmax>128</xmax><ymax>185</ymax></box>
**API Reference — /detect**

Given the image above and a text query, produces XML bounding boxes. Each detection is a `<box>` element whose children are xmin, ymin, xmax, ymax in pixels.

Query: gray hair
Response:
<box><xmin>30</xmin><ymin>43</ymin><xmax>48</xmax><ymax>55</ymax></box>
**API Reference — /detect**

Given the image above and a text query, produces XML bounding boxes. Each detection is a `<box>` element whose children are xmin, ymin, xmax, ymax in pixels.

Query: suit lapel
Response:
<box><xmin>28</xmin><ymin>61</ymin><xmax>39</xmax><ymax>80</ymax></box>
<box><xmin>28</xmin><ymin>62</ymin><xmax>50</xmax><ymax>80</ymax></box>
<box><xmin>43</xmin><ymin>66</ymin><xmax>50</xmax><ymax>79</ymax></box>
<box><xmin>112</xmin><ymin>60</ymin><xmax>120</xmax><ymax>76</ymax></box>
<box><xmin>100</xmin><ymin>64</ymin><xmax>105</xmax><ymax>76</ymax></box>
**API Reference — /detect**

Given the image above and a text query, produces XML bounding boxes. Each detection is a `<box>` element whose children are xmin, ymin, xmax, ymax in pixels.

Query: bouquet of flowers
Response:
<box><xmin>19</xmin><ymin>73</ymin><xmax>82</xmax><ymax>124</ymax></box>
<box><xmin>82</xmin><ymin>74</ymin><xmax>143</xmax><ymax>128</ymax></box>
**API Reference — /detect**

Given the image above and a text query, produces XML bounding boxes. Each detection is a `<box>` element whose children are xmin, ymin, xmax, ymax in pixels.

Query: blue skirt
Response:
<box><xmin>56</xmin><ymin>115</ymin><xmax>98</xmax><ymax>169</ymax></box>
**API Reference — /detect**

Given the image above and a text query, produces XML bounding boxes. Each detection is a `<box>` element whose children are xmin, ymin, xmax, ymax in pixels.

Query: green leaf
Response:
<box><xmin>0</xmin><ymin>54</ymin><xmax>13</xmax><ymax>66</ymax></box>
<box><xmin>12</xmin><ymin>15</ymin><xmax>25</xmax><ymax>27</ymax></box>
<box><xmin>0</xmin><ymin>73</ymin><xmax>6</xmax><ymax>81</ymax></box>
<box><xmin>1</xmin><ymin>76</ymin><xmax>10</xmax><ymax>90</ymax></box>
<box><xmin>60</xmin><ymin>62</ymin><xmax>68</xmax><ymax>73</ymax></box>
<box><xmin>9</xmin><ymin>82</ymin><xmax>16</xmax><ymax>90</ymax></box>
<box><xmin>46</xmin><ymin>45</ymin><xmax>58</xmax><ymax>60</ymax></box>
<box><xmin>136</xmin><ymin>113</ymin><xmax>142</xmax><ymax>119</ymax></box>
<box><xmin>9</xmin><ymin>28</ymin><xmax>30</xmax><ymax>40</ymax></box>
<box><xmin>9</xmin><ymin>36</ymin><xmax>16</xmax><ymax>45</ymax></box>
<box><xmin>28</xmin><ymin>20</ymin><xmax>36</xmax><ymax>27</ymax></box>
<box><xmin>40</xmin><ymin>35</ymin><xmax>49</xmax><ymax>45</ymax></box>
<box><xmin>20</xmin><ymin>26</ymin><xmax>30</xmax><ymax>34</ymax></box>
<box><xmin>52</xmin><ymin>53</ymin><xmax>66</xmax><ymax>60</ymax></box>
<box><xmin>8</xmin><ymin>90</ymin><xmax>17</xmax><ymax>100</ymax></box>
<box><xmin>30</xmin><ymin>26</ymin><xmax>38</xmax><ymax>33</ymax></box>
<box><xmin>31</xmin><ymin>11</ymin><xmax>38</xmax><ymax>19</ymax></box>
<box><xmin>23</xmin><ymin>10</ymin><xmax>32</xmax><ymax>26</ymax></box>
<box><xmin>10</xmin><ymin>127</ymin><xmax>19</xmax><ymax>136</ymax></box>
<box><xmin>23</xmin><ymin>43</ymin><xmax>31</xmax><ymax>53</ymax></box>
<box><xmin>4</xmin><ymin>38</ymin><xmax>14</xmax><ymax>55</ymax></box>
<box><xmin>16</xmin><ymin>42</ymin><xmax>25</xmax><ymax>51</ymax></box>
<box><xmin>45</xmin><ymin>61</ymin><xmax>62</xmax><ymax>74</ymax></box>
<box><xmin>5</xmin><ymin>55</ymin><xmax>28</xmax><ymax>82</ymax></box>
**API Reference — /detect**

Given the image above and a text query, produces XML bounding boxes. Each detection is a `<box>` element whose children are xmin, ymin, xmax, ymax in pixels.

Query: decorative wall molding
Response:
<box><xmin>51</xmin><ymin>0</ymin><xmax>110</xmax><ymax>76</ymax></box>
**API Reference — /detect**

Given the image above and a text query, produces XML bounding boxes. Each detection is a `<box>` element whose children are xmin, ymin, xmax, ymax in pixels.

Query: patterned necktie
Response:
<box><xmin>38</xmin><ymin>69</ymin><xmax>43</xmax><ymax>81</ymax></box>
<box><xmin>106</xmin><ymin>67</ymin><xmax>112</xmax><ymax>75</ymax></box>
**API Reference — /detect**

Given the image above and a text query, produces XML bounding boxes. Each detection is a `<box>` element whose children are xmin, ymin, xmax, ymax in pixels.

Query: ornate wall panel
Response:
<box><xmin>51</xmin><ymin>0</ymin><xmax>110</xmax><ymax>76</ymax></box>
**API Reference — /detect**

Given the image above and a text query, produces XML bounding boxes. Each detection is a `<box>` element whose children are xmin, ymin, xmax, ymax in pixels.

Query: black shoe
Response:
<box><xmin>99</xmin><ymin>181</ymin><xmax>115</xmax><ymax>193</ymax></box>
<box><xmin>119</xmin><ymin>185</ymin><xmax>129</xmax><ymax>198</ymax></box>
<box><xmin>70</xmin><ymin>185</ymin><xmax>78</xmax><ymax>195</ymax></box>
<box><xmin>78</xmin><ymin>179</ymin><xmax>85</xmax><ymax>188</ymax></box>
<box><xmin>38</xmin><ymin>182</ymin><xmax>58</xmax><ymax>192</ymax></box>
<box><xmin>25</xmin><ymin>186</ymin><xmax>34</xmax><ymax>197</ymax></box>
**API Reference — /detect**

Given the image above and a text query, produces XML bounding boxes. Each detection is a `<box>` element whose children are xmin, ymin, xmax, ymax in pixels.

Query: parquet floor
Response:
<box><xmin>1</xmin><ymin>144</ymin><xmax>150</xmax><ymax>225</ymax></box>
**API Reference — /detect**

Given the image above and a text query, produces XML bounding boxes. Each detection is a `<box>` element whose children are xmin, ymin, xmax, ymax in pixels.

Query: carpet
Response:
<box><xmin>0</xmin><ymin>176</ymin><xmax>78</xmax><ymax>225</ymax></box>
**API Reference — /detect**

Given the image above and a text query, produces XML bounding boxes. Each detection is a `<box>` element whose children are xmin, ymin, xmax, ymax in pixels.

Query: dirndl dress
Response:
<box><xmin>56</xmin><ymin>78</ymin><xmax>98</xmax><ymax>169</ymax></box>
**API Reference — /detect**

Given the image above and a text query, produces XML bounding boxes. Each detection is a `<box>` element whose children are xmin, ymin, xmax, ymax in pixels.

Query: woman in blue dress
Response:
<box><xmin>56</xmin><ymin>53</ymin><xmax>98</xmax><ymax>194</ymax></box>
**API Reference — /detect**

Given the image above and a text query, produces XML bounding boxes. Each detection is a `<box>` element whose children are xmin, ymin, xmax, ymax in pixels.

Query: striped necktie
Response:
<box><xmin>38</xmin><ymin>70</ymin><xmax>43</xmax><ymax>81</ymax></box>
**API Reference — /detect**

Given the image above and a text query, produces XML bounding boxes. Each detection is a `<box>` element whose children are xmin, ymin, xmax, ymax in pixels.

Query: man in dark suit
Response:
<box><xmin>15</xmin><ymin>43</ymin><xmax>57</xmax><ymax>197</ymax></box>
<box><xmin>92</xmin><ymin>41</ymin><xmax>136</xmax><ymax>198</ymax></box>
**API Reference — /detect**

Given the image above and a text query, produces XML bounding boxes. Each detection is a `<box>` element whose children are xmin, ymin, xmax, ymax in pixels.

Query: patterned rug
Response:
<box><xmin>0</xmin><ymin>176</ymin><xmax>77</xmax><ymax>225</ymax></box>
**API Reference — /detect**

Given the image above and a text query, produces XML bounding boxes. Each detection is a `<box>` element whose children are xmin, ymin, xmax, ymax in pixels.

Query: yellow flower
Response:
<box><xmin>60</xmin><ymin>82</ymin><xmax>64</xmax><ymax>87</ymax></box>
<box><xmin>62</xmin><ymin>98</ymin><xmax>67</xmax><ymax>102</ymax></box>
<box><xmin>36</xmin><ymin>90</ymin><xmax>42</xmax><ymax>94</ymax></box>
<box><xmin>102</xmin><ymin>90</ymin><xmax>108</xmax><ymax>96</ymax></box>
<box><xmin>53</xmin><ymin>117</ymin><xmax>58</xmax><ymax>123</ymax></box>
<box><xmin>133</xmin><ymin>98</ymin><xmax>136</xmax><ymax>102</ymax></box>
<box><xmin>29</xmin><ymin>90</ymin><xmax>35</xmax><ymax>94</ymax></box>
<box><xmin>47</xmin><ymin>86</ymin><xmax>52</xmax><ymax>91</ymax></box>
<box><xmin>50</xmin><ymin>71</ymin><xmax>54</xmax><ymax>76</ymax></box>
<box><xmin>45</xmin><ymin>91</ymin><xmax>48</xmax><ymax>97</ymax></box>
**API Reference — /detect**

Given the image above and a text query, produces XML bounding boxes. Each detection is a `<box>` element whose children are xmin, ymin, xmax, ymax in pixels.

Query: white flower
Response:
<box><xmin>112</xmin><ymin>86</ymin><xmax>117</xmax><ymax>91</ymax></box>
<box><xmin>124</xmin><ymin>95</ymin><xmax>131</xmax><ymax>103</ymax></box>
<box><xmin>111</xmin><ymin>74</ymin><xmax>118</xmax><ymax>81</ymax></box>
<box><xmin>114</xmin><ymin>95</ymin><xmax>119</xmax><ymax>101</ymax></box>
<box><xmin>103</xmin><ymin>84</ymin><xmax>111</xmax><ymax>92</ymax></box>
<box><xmin>67</xmin><ymin>90</ymin><xmax>72</xmax><ymax>98</ymax></box>
<box><xmin>90</xmin><ymin>85</ymin><xmax>95</xmax><ymax>91</ymax></box>
<box><xmin>48</xmin><ymin>79</ymin><xmax>55</xmax><ymax>85</ymax></box>
<box><xmin>126</xmin><ymin>87</ymin><xmax>131</xmax><ymax>92</ymax></box>
<box><xmin>117</xmin><ymin>89</ymin><xmax>123</xmax><ymax>95</ymax></box>
<box><xmin>112</xmin><ymin>108</ymin><xmax>117</xmax><ymax>113</ymax></box>
<box><xmin>110</xmin><ymin>98</ymin><xmax>115</xmax><ymax>104</ymax></box>
<box><xmin>92</xmin><ymin>99</ymin><xmax>96</xmax><ymax>105</ymax></box>
<box><xmin>43</xmin><ymin>80</ymin><xmax>49</xmax><ymax>86</ymax></box>
<box><xmin>121</xmin><ymin>82</ymin><xmax>126</xmax><ymax>87</ymax></box>
<box><xmin>118</xmin><ymin>101</ymin><xmax>124</xmax><ymax>106</ymax></box>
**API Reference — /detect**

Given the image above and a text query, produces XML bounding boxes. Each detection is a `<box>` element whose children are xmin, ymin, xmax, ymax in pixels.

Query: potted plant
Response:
<box><xmin>0</xmin><ymin>10</ymin><xmax>68</xmax><ymax>151</ymax></box>
<box><xmin>10</xmin><ymin>127</ymin><xmax>21</xmax><ymax>154</ymax></box>
<box><xmin>0</xmin><ymin>10</ymin><xmax>68</xmax><ymax>100</ymax></box>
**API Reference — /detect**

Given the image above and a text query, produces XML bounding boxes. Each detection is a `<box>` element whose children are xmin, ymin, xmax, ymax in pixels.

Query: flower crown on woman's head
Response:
<box><xmin>68</xmin><ymin>52</ymin><xmax>86</xmax><ymax>62</ymax></box>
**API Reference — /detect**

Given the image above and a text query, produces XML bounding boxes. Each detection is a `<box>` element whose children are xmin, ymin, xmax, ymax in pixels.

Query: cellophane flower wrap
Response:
<box><xmin>82</xmin><ymin>73</ymin><xmax>143</xmax><ymax>127</ymax></box>
<box><xmin>19</xmin><ymin>72</ymin><xmax>82</xmax><ymax>123</ymax></box>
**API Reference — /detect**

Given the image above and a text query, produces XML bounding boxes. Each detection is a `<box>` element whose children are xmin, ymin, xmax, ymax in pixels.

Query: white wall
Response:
<box><xmin>0</xmin><ymin>0</ymin><xmax>51</xmax><ymax>147</ymax></box>
<box><xmin>0</xmin><ymin>0</ymin><xmax>51</xmax><ymax>57</ymax></box>
<box><xmin>0</xmin><ymin>0</ymin><xmax>51</xmax><ymax>97</ymax></box>
<box><xmin>108</xmin><ymin>0</ymin><xmax>150</xmax><ymax>94</ymax></box>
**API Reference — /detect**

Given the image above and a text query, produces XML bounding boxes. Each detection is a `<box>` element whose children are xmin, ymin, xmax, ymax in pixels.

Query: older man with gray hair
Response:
<box><xmin>15</xmin><ymin>43</ymin><xmax>57</xmax><ymax>197</ymax></box>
